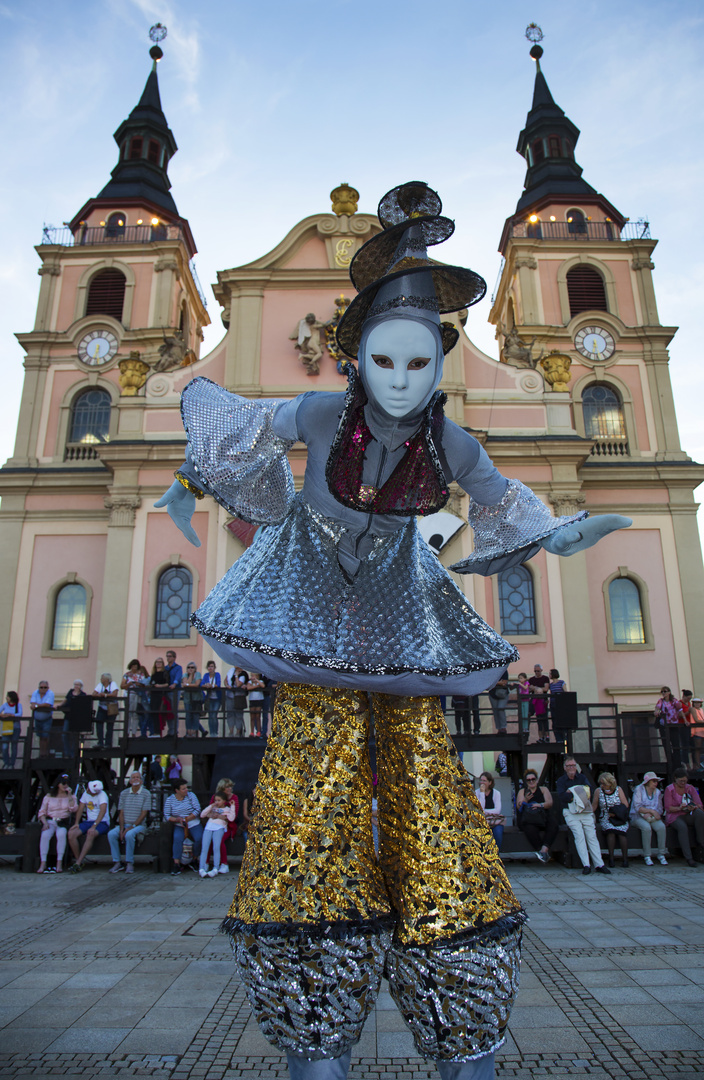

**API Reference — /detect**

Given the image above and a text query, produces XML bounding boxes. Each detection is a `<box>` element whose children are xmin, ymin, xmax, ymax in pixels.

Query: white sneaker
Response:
<box><xmin>218</xmin><ymin>864</ymin><xmax>229</xmax><ymax>874</ymax></box>
<box><xmin>643</xmin><ymin>856</ymin><xmax>653</xmax><ymax>866</ymax></box>
<box><xmin>199</xmin><ymin>869</ymin><xmax>207</xmax><ymax>878</ymax></box>
<box><xmin>207</xmin><ymin>868</ymin><xmax>218</xmax><ymax>877</ymax></box>
<box><xmin>658</xmin><ymin>855</ymin><xmax>668</xmax><ymax>865</ymax></box>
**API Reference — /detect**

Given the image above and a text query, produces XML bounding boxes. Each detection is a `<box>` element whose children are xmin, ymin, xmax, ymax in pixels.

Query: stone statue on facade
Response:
<box><xmin>500</xmin><ymin>325</ymin><xmax>544</xmax><ymax>369</ymax></box>
<box><xmin>540</xmin><ymin>351</ymin><xmax>572</xmax><ymax>392</ymax></box>
<box><xmin>154</xmin><ymin>330</ymin><xmax>196</xmax><ymax>372</ymax></box>
<box><xmin>290</xmin><ymin>313</ymin><xmax>325</xmax><ymax>376</ymax></box>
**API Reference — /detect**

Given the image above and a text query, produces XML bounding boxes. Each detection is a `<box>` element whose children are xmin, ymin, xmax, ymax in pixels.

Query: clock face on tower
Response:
<box><xmin>77</xmin><ymin>329</ymin><xmax>119</xmax><ymax>366</ymax></box>
<box><xmin>574</xmin><ymin>325</ymin><xmax>615</xmax><ymax>362</ymax></box>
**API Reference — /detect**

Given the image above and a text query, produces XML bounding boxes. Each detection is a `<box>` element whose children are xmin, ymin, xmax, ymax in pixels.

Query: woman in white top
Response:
<box><xmin>476</xmin><ymin>772</ymin><xmax>504</xmax><ymax>851</ymax></box>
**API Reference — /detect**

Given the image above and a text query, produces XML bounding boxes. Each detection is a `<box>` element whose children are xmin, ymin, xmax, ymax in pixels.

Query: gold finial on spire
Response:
<box><xmin>525</xmin><ymin>23</ymin><xmax>544</xmax><ymax>67</ymax></box>
<box><xmin>330</xmin><ymin>183</ymin><xmax>359</xmax><ymax>217</ymax></box>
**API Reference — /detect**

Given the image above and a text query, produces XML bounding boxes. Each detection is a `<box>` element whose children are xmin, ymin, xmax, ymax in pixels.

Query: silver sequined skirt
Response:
<box><xmin>193</xmin><ymin>496</ymin><xmax>518</xmax><ymax>696</ymax></box>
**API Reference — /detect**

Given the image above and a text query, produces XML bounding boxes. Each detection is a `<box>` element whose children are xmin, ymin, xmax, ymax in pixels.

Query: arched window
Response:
<box><xmin>52</xmin><ymin>583</ymin><xmax>87</xmax><ymax>651</ymax></box>
<box><xmin>608</xmin><ymin>578</ymin><xmax>646</xmax><ymax>645</ymax></box>
<box><xmin>498</xmin><ymin>565</ymin><xmax>536</xmax><ymax>636</ymax></box>
<box><xmin>147</xmin><ymin>139</ymin><xmax>161</xmax><ymax>165</ymax></box>
<box><xmin>129</xmin><ymin>136</ymin><xmax>143</xmax><ymax>160</ymax></box>
<box><xmin>69</xmin><ymin>389</ymin><xmax>111</xmax><ymax>444</ymax></box>
<box><xmin>548</xmin><ymin>135</ymin><xmax>562</xmax><ymax>158</ymax></box>
<box><xmin>582</xmin><ymin>384</ymin><xmax>626</xmax><ymax>440</ymax></box>
<box><xmin>567</xmin><ymin>208</ymin><xmax>587</xmax><ymax>234</ymax></box>
<box><xmin>155</xmin><ymin>566</ymin><xmax>193</xmax><ymax>638</ymax></box>
<box><xmin>531</xmin><ymin>139</ymin><xmax>545</xmax><ymax>165</ymax></box>
<box><xmin>566</xmin><ymin>265</ymin><xmax>607</xmax><ymax>316</ymax></box>
<box><xmin>85</xmin><ymin>268</ymin><xmax>126</xmax><ymax>320</ymax></box>
<box><xmin>105</xmin><ymin>212</ymin><xmax>126</xmax><ymax>238</ymax></box>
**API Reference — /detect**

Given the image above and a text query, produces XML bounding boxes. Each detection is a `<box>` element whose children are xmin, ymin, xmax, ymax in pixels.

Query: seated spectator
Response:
<box><xmin>593</xmin><ymin>772</ymin><xmax>630</xmax><ymax>868</ymax></box>
<box><xmin>182</xmin><ymin>663</ymin><xmax>203</xmax><ymax>737</ymax></box>
<box><xmin>30</xmin><ymin>680</ymin><xmax>54</xmax><ymax>758</ymax></box>
<box><xmin>476</xmin><ymin>771</ymin><xmax>504</xmax><ymax>850</ymax></box>
<box><xmin>68</xmin><ymin>780</ymin><xmax>110</xmax><ymax>872</ymax></box>
<box><xmin>556</xmin><ymin>757</ymin><xmax>611</xmax><ymax>875</ymax></box>
<box><xmin>664</xmin><ymin>767</ymin><xmax>704</xmax><ymax>867</ymax></box>
<box><xmin>630</xmin><ymin>771</ymin><xmax>668</xmax><ymax>866</ymax></box>
<box><xmin>690</xmin><ymin>696</ymin><xmax>704</xmax><ymax>771</ymax></box>
<box><xmin>37</xmin><ymin>774</ymin><xmax>77</xmax><ymax>873</ymax></box>
<box><xmin>516</xmin><ymin>769</ymin><xmax>559</xmax><ymax>863</ymax></box>
<box><xmin>163</xmin><ymin>779</ymin><xmax>202</xmax><ymax>875</ymax></box>
<box><xmin>1</xmin><ymin>691</ymin><xmax>22</xmax><ymax>768</ymax></box>
<box><xmin>92</xmin><ymin>674</ymin><xmax>119</xmax><ymax>748</ymax></box>
<box><xmin>199</xmin><ymin>792</ymin><xmax>236</xmax><ymax>877</ymax></box>
<box><xmin>108</xmin><ymin>771</ymin><xmax>150</xmax><ymax>874</ymax></box>
<box><xmin>56</xmin><ymin>681</ymin><xmax>89</xmax><ymax>759</ymax></box>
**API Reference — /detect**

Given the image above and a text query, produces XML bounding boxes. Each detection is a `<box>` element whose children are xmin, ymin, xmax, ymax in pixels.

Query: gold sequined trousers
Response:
<box><xmin>226</xmin><ymin>684</ymin><xmax>523</xmax><ymax>1062</ymax></box>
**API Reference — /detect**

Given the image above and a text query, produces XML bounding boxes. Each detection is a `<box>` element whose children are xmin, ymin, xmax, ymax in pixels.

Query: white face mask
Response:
<box><xmin>360</xmin><ymin>319</ymin><xmax>440</xmax><ymax>419</ymax></box>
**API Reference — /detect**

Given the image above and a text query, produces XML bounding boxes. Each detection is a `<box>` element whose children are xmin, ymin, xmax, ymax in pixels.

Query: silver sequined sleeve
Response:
<box><xmin>450</xmin><ymin>479</ymin><xmax>588</xmax><ymax>577</ymax></box>
<box><xmin>181</xmin><ymin>377</ymin><xmax>296</xmax><ymax>525</ymax></box>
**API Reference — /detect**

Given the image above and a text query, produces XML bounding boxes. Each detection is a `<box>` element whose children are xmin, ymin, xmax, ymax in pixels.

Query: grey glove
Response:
<box><xmin>542</xmin><ymin>514</ymin><xmax>632</xmax><ymax>556</ymax></box>
<box><xmin>153</xmin><ymin>480</ymin><xmax>201</xmax><ymax>547</ymax></box>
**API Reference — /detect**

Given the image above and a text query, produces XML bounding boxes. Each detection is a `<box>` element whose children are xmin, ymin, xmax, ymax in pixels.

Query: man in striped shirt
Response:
<box><xmin>108</xmin><ymin>771</ymin><xmax>151</xmax><ymax>874</ymax></box>
<box><xmin>163</xmin><ymin>779</ymin><xmax>202</xmax><ymax>875</ymax></box>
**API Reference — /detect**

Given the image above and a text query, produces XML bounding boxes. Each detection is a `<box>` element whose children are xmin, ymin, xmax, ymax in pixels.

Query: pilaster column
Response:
<box><xmin>95</xmin><ymin>493</ymin><xmax>141</xmax><ymax>677</ymax></box>
<box><xmin>631</xmin><ymin>255</ymin><xmax>660</xmax><ymax>325</ymax></box>
<box><xmin>548</xmin><ymin>491</ymin><xmax>598</xmax><ymax>702</ymax></box>
<box><xmin>668</xmin><ymin>492</ymin><xmax>704</xmax><ymax>692</ymax></box>
<box><xmin>34</xmin><ymin>262</ymin><xmax>61</xmax><ymax>331</ymax></box>
<box><xmin>514</xmin><ymin>256</ymin><xmax>539</xmax><ymax>324</ymax></box>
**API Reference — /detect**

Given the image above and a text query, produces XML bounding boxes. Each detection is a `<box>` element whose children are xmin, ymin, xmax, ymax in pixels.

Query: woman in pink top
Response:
<box><xmin>37</xmin><ymin>775</ymin><xmax>77</xmax><ymax>873</ymax></box>
<box><xmin>663</xmin><ymin>767</ymin><xmax>704</xmax><ymax>867</ymax></box>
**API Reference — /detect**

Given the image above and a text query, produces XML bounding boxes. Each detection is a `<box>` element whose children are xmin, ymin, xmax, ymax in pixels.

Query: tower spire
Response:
<box><xmin>93</xmin><ymin>24</ymin><xmax>179</xmax><ymax>219</ymax></box>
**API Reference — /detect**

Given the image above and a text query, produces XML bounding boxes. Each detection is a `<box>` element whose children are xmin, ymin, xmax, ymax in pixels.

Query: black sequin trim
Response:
<box><xmin>220</xmin><ymin>914</ymin><xmax>396</xmax><ymax>941</ymax></box>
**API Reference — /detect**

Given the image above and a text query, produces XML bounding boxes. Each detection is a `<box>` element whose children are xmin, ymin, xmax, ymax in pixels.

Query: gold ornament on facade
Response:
<box><xmin>330</xmin><ymin>183</ymin><xmax>359</xmax><ymax>217</ymax></box>
<box><xmin>334</xmin><ymin>237</ymin><xmax>355</xmax><ymax>268</ymax></box>
<box><xmin>324</xmin><ymin>294</ymin><xmax>351</xmax><ymax>373</ymax></box>
<box><xmin>540</xmin><ymin>351</ymin><xmax>572</xmax><ymax>392</ymax></box>
<box><xmin>118</xmin><ymin>352</ymin><xmax>150</xmax><ymax>395</ymax></box>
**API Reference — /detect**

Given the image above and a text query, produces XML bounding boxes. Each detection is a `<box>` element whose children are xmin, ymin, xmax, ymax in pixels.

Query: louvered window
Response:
<box><xmin>566</xmin><ymin>266</ymin><xmax>607</xmax><ymax>315</ymax></box>
<box><xmin>548</xmin><ymin>136</ymin><xmax>561</xmax><ymax>157</ymax></box>
<box><xmin>85</xmin><ymin>269</ymin><xmax>126</xmax><ymax>320</ymax></box>
<box><xmin>147</xmin><ymin>139</ymin><xmax>161</xmax><ymax>164</ymax></box>
<box><xmin>129</xmin><ymin>137</ymin><xmax>143</xmax><ymax>160</ymax></box>
<box><xmin>532</xmin><ymin>139</ymin><xmax>545</xmax><ymax>164</ymax></box>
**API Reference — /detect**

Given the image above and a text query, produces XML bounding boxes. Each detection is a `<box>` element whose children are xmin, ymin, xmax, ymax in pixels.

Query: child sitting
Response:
<box><xmin>199</xmin><ymin>794</ymin><xmax>236</xmax><ymax>878</ymax></box>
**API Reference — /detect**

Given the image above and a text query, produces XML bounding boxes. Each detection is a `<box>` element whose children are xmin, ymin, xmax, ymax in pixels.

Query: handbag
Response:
<box><xmin>523</xmin><ymin>805</ymin><xmax>547</xmax><ymax>827</ymax></box>
<box><xmin>106</xmin><ymin>700</ymin><xmax>119</xmax><ymax>717</ymax></box>
<box><xmin>608</xmin><ymin>803</ymin><xmax>629</xmax><ymax>826</ymax></box>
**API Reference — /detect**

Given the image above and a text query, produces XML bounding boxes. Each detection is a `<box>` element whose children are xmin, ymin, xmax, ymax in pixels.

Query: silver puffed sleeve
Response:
<box><xmin>180</xmin><ymin>377</ymin><xmax>296</xmax><ymax>525</ymax></box>
<box><xmin>449</xmin><ymin>479</ymin><xmax>588</xmax><ymax>577</ymax></box>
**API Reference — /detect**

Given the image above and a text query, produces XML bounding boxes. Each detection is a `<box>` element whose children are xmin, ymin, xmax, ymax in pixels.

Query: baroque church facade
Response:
<box><xmin>1</xmin><ymin>47</ymin><xmax>702</xmax><ymax>715</ymax></box>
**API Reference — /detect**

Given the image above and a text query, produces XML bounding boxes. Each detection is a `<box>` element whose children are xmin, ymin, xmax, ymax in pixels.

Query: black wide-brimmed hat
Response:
<box><xmin>336</xmin><ymin>181</ymin><xmax>486</xmax><ymax>359</ymax></box>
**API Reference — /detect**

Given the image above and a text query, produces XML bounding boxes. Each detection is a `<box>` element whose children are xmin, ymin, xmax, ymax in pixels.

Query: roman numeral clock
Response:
<box><xmin>574</xmin><ymin>325</ymin><xmax>615</xmax><ymax>362</ymax></box>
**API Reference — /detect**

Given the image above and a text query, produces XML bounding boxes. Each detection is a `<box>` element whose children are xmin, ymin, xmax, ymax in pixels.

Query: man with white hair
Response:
<box><xmin>68</xmin><ymin>779</ymin><xmax>110</xmax><ymax>872</ymax></box>
<box><xmin>556</xmin><ymin>757</ymin><xmax>611</xmax><ymax>875</ymax></box>
<box><xmin>108</xmin><ymin>771</ymin><xmax>150</xmax><ymax>874</ymax></box>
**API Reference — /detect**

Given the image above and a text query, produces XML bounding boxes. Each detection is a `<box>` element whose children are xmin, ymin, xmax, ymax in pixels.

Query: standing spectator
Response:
<box><xmin>654</xmin><ymin>687</ymin><xmax>685</xmax><ymax>767</ymax></box>
<box><xmin>121</xmin><ymin>660</ymin><xmax>146</xmax><ymax>737</ymax></box>
<box><xmin>30</xmin><ymin>680</ymin><xmax>54</xmax><ymax>758</ymax></box>
<box><xmin>690</xmin><ymin>697</ymin><xmax>704</xmax><ymax>771</ymax></box>
<box><xmin>679</xmin><ymin>690</ymin><xmax>694</xmax><ymax>767</ymax></box>
<box><xmin>201</xmin><ymin>661</ymin><xmax>222</xmax><ymax>737</ymax></box>
<box><xmin>664</xmin><ymin>767</ymin><xmax>704</xmax><ymax>867</ymax></box>
<box><xmin>488</xmin><ymin>670</ymin><xmax>509</xmax><ymax>735</ymax></box>
<box><xmin>494</xmin><ymin>751</ymin><xmax>508</xmax><ymax>777</ymax></box>
<box><xmin>68</xmin><ymin>780</ymin><xmax>110</xmax><ymax>871</ymax></box>
<box><xmin>92</xmin><ymin>673</ymin><xmax>119</xmax><ymax>748</ymax></box>
<box><xmin>514</xmin><ymin>673</ymin><xmax>531</xmax><ymax>740</ymax></box>
<box><xmin>198</xmin><ymin>793</ymin><xmax>236</xmax><ymax>877</ymax></box>
<box><xmin>529</xmin><ymin>664</ymin><xmax>551</xmax><ymax>743</ymax></box>
<box><xmin>247</xmin><ymin>675</ymin><xmax>265</xmax><ymax>737</ymax></box>
<box><xmin>451</xmin><ymin>695</ymin><xmax>471</xmax><ymax>736</ymax></box>
<box><xmin>593</xmin><ymin>772</ymin><xmax>630</xmax><ymax>868</ymax></box>
<box><xmin>56</xmin><ymin>680</ymin><xmax>89</xmax><ymax>759</ymax></box>
<box><xmin>163</xmin><ymin>779</ymin><xmax>202</xmax><ymax>875</ymax></box>
<box><xmin>630</xmin><ymin>772</ymin><xmax>668</xmax><ymax>866</ymax></box>
<box><xmin>37</xmin><ymin>775</ymin><xmax>76</xmax><ymax>873</ymax></box>
<box><xmin>516</xmin><ymin>769</ymin><xmax>558</xmax><ymax>862</ymax></box>
<box><xmin>1</xmin><ymin>691</ymin><xmax>22</xmax><ymax>768</ymax></box>
<box><xmin>166</xmin><ymin>755</ymin><xmax>182</xmax><ymax>782</ymax></box>
<box><xmin>108</xmin><ymin>771</ymin><xmax>150</xmax><ymax>874</ymax></box>
<box><xmin>556</xmin><ymin>757</ymin><xmax>611</xmax><ymax>875</ymax></box>
<box><xmin>164</xmin><ymin>650</ymin><xmax>183</xmax><ymax>736</ymax></box>
<box><xmin>260</xmin><ymin>676</ymin><xmax>273</xmax><ymax>738</ymax></box>
<box><xmin>149</xmin><ymin>657</ymin><xmax>170</xmax><ymax>736</ymax></box>
<box><xmin>225</xmin><ymin>667</ymin><xmax>248</xmax><ymax>737</ymax></box>
<box><xmin>476</xmin><ymin>772</ymin><xmax>504</xmax><ymax>850</ymax></box>
<box><xmin>150</xmin><ymin>754</ymin><xmax>164</xmax><ymax>784</ymax></box>
<box><xmin>204</xmin><ymin>778</ymin><xmax>239</xmax><ymax>873</ymax></box>
<box><xmin>182</xmin><ymin>663</ymin><xmax>203</xmax><ymax>737</ymax></box>
<box><xmin>549</xmin><ymin>668</ymin><xmax>569</xmax><ymax>748</ymax></box>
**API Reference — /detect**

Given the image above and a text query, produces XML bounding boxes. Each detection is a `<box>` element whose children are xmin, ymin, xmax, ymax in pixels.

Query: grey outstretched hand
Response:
<box><xmin>154</xmin><ymin>480</ymin><xmax>201</xmax><ymax>547</ymax></box>
<box><xmin>542</xmin><ymin>514</ymin><xmax>632</xmax><ymax>556</ymax></box>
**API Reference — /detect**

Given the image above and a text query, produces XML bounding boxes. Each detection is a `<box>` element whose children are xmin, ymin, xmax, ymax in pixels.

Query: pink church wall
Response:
<box><xmin>18</xmin><ymin>533</ymin><xmax>107</xmax><ymax>705</ymax></box>
<box><xmin>283</xmin><ymin>236</ymin><xmax>330</xmax><ymax>270</ymax></box>
<box><xmin>260</xmin><ymin>290</ymin><xmax>348</xmax><ymax>388</ymax></box>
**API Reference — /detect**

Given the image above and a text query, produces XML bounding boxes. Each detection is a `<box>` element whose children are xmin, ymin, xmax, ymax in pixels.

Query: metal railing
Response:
<box><xmin>510</xmin><ymin>220</ymin><xmax>651</xmax><ymax>242</ymax></box>
<box><xmin>40</xmin><ymin>224</ymin><xmax>185</xmax><ymax>247</ymax></box>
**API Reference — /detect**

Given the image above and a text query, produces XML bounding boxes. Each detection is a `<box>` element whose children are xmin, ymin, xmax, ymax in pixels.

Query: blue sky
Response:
<box><xmin>1</xmin><ymin>0</ymin><xmax>702</xmax><ymax>510</ymax></box>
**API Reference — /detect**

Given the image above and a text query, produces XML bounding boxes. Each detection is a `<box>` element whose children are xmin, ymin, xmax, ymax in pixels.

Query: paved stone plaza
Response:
<box><xmin>0</xmin><ymin>860</ymin><xmax>703</xmax><ymax>1079</ymax></box>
